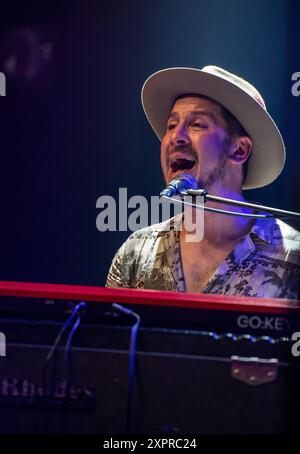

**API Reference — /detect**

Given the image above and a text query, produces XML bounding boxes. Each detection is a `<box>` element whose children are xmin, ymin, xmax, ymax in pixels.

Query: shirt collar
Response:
<box><xmin>229</xmin><ymin>216</ymin><xmax>277</xmax><ymax>265</ymax></box>
<box><xmin>250</xmin><ymin>216</ymin><xmax>277</xmax><ymax>244</ymax></box>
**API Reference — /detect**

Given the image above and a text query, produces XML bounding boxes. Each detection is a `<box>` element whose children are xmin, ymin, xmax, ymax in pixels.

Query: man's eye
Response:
<box><xmin>167</xmin><ymin>123</ymin><xmax>177</xmax><ymax>130</ymax></box>
<box><xmin>190</xmin><ymin>122</ymin><xmax>208</xmax><ymax>129</ymax></box>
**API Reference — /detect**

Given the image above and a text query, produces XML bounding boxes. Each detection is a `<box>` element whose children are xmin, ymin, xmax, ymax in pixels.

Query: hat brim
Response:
<box><xmin>141</xmin><ymin>67</ymin><xmax>285</xmax><ymax>190</ymax></box>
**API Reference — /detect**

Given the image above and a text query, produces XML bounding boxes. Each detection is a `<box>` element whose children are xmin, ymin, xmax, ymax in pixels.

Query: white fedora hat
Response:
<box><xmin>141</xmin><ymin>66</ymin><xmax>285</xmax><ymax>190</ymax></box>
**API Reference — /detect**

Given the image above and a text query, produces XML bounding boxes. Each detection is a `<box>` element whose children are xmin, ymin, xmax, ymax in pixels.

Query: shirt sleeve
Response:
<box><xmin>106</xmin><ymin>241</ymin><xmax>128</xmax><ymax>288</ymax></box>
<box><xmin>105</xmin><ymin>226</ymin><xmax>158</xmax><ymax>289</ymax></box>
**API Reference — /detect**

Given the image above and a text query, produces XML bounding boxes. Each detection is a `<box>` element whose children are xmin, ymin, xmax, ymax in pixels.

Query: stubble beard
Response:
<box><xmin>201</xmin><ymin>137</ymin><xmax>231</xmax><ymax>192</ymax></box>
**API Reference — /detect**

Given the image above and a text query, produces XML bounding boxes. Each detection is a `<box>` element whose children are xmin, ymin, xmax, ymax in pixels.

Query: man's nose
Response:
<box><xmin>170</xmin><ymin>124</ymin><xmax>190</xmax><ymax>146</ymax></box>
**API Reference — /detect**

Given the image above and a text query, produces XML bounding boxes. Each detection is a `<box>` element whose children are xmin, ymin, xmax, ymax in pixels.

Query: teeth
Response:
<box><xmin>171</xmin><ymin>156</ymin><xmax>195</xmax><ymax>162</ymax></box>
<box><xmin>170</xmin><ymin>157</ymin><xmax>195</xmax><ymax>166</ymax></box>
<box><xmin>170</xmin><ymin>156</ymin><xmax>195</xmax><ymax>163</ymax></box>
<box><xmin>170</xmin><ymin>156</ymin><xmax>196</xmax><ymax>172</ymax></box>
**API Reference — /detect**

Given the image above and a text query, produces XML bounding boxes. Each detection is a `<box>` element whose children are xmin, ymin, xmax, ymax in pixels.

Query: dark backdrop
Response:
<box><xmin>0</xmin><ymin>0</ymin><xmax>299</xmax><ymax>286</ymax></box>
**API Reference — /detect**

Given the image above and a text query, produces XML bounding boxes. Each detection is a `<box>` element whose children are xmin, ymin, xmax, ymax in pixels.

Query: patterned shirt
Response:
<box><xmin>106</xmin><ymin>215</ymin><xmax>300</xmax><ymax>299</ymax></box>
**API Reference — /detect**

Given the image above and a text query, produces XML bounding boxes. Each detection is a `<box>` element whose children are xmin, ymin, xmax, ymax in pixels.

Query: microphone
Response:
<box><xmin>160</xmin><ymin>173</ymin><xmax>198</xmax><ymax>198</ymax></box>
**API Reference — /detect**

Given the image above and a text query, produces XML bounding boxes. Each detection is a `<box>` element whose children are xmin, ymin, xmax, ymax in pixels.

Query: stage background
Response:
<box><xmin>0</xmin><ymin>0</ymin><xmax>299</xmax><ymax>286</ymax></box>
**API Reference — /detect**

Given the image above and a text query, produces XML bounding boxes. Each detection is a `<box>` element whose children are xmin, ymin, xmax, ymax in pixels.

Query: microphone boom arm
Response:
<box><xmin>186</xmin><ymin>189</ymin><xmax>300</xmax><ymax>220</ymax></box>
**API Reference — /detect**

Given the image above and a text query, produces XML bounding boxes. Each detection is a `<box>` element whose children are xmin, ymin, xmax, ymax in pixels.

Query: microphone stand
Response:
<box><xmin>185</xmin><ymin>188</ymin><xmax>300</xmax><ymax>220</ymax></box>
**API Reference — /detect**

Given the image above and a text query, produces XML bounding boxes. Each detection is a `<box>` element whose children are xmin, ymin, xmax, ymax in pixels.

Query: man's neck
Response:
<box><xmin>181</xmin><ymin>190</ymin><xmax>255</xmax><ymax>248</ymax></box>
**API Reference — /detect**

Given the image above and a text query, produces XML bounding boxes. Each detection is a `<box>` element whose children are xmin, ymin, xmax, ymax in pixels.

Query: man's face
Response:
<box><xmin>161</xmin><ymin>96</ymin><xmax>233</xmax><ymax>190</ymax></box>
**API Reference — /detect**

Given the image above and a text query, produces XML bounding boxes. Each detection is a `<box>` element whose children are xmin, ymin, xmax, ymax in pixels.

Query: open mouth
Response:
<box><xmin>170</xmin><ymin>156</ymin><xmax>196</xmax><ymax>173</ymax></box>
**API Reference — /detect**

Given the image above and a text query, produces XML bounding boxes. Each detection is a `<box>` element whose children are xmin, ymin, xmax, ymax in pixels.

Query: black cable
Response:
<box><xmin>42</xmin><ymin>302</ymin><xmax>87</xmax><ymax>399</ymax></box>
<box><xmin>112</xmin><ymin>303</ymin><xmax>141</xmax><ymax>434</ymax></box>
<box><xmin>63</xmin><ymin>313</ymin><xmax>83</xmax><ymax>403</ymax></box>
<box><xmin>64</xmin><ymin>313</ymin><xmax>82</xmax><ymax>363</ymax></box>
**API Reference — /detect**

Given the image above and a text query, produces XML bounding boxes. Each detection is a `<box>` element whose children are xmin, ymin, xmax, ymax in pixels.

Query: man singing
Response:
<box><xmin>106</xmin><ymin>66</ymin><xmax>300</xmax><ymax>299</ymax></box>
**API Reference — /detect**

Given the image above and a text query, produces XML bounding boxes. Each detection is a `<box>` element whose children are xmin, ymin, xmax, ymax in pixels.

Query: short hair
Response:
<box><xmin>174</xmin><ymin>94</ymin><xmax>250</xmax><ymax>182</ymax></box>
<box><xmin>218</xmin><ymin>102</ymin><xmax>249</xmax><ymax>183</ymax></box>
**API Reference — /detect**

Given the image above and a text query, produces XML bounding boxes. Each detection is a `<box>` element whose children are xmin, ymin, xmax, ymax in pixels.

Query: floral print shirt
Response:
<box><xmin>106</xmin><ymin>215</ymin><xmax>300</xmax><ymax>299</ymax></box>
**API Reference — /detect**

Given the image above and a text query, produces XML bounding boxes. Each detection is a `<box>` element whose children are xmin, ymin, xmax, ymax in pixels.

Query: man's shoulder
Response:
<box><xmin>126</xmin><ymin>215</ymin><xmax>181</xmax><ymax>241</ymax></box>
<box><xmin>275</xmin><ymin>220</ymin><xmax>300</xmax><ymax>251</ymax></box>
<box><xmin>263</xmin><ymin>219</ymin><xmax>300</xmax><ymax>267</ymax></box>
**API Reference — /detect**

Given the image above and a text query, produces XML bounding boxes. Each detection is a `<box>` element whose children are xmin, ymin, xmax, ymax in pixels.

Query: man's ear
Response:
<box><xmin>229</xmin><ymin>136</ymin><xmax>252</xmax><ymax>164</ymax></box>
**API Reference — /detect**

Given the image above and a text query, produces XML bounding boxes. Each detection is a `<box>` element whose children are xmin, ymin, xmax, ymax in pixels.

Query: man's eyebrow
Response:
<box><xmin>167</xmin><ymin>110</ymin><xmax>217</xmax><ymax>122</ymax></box>
<box><xmin>189</xmin><ymin>110</ymin><xmax>216</xmax><ymax>120</ymax></box>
